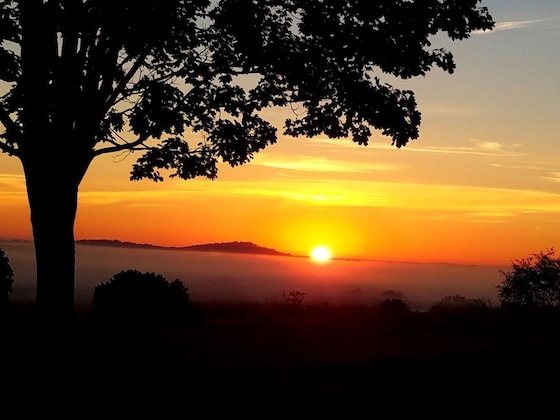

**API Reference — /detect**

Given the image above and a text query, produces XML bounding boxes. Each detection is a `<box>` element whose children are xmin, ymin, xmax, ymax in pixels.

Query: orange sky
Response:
<box><xmin>1</xmin><ymin>1</ymin><xmax>559</xmax><ymax>266</ymax></box>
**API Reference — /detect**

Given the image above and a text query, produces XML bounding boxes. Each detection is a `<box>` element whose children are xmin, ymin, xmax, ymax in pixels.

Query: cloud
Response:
<box><xmin>474</xmin><ymin>19</ymin><xmax>545</xmax><ymax>34</ymax></box>
<box><xmin>490</xmin><ymin>163</ymin><xmax>545</xmax><ymax>171</ymax></box>
<box><xmin>252</xmin><ymin>154</ymin><xmax>399</xmax><ymax>173</ymax></box>
<box><xmin>0</xmin><ymin>174</ymin><xmax>26</xmax><ymax>189</ymax></box>
<box><xmin>403</xmin><ymin>138</ymin><xmax>517</xmax><ymax>157</ymax></box>
<box><xmin>0</xmin><ymin>174</ymin><xmax>27</xmax><ymax>202</ymax></box>
<box><xmin>474</xmin><ymin>141</ymin><xmax>503</xmax><ymax>152</ymax></box>
<box><xmin>304</xmin><ymin>136</ymin><xmax>518</xmax><ymax>158</ymax></box>
<box><xmin>468</xmin><ymin>211</ymin><xmax>517</xmax><ymax>219</ymax></box>
<box><xmin>78</xmin><ymin>190</ymin><xmax>189</xmax><ymax>205</ymax></box>
<box><xmin>546</xmin><ymin>172</ymin><xmax>560</xmax><ymax>183</ymax></box>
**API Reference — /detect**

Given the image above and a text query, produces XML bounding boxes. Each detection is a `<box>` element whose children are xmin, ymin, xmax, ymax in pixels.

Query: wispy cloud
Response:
<box><xmin>78</xmin><ymin>190</ymin><xmax>189</xmax><ymax>205</ymax></box>
<box><xmin>474</xmin><ymin>141</ymin><xmax>502</xmax><ymax>152</ymax></box>
<box><xmin>0</xmin><ymin>174</ymin><xmax>25</xmax><ymax>189</ymax></box>
<box><xmin>468</xmin><ymin>211</ymin><xmax>517</xmax><ymax>219</ymax></box>
<box><xmin>0</xmin><ymin>174</ymin><xmax>27</xmax><ymax>202</ymax></box>
<box><xmin>475</xmin><ymin>19</ymin><xmax>545</xmax><ymax>34</ymax></box>
<box><xmin>546</xmin><ymin>172</ymin><xmax>560</xmax><ymax>183</ymax></box>
<box><xmin>490</xmin><ymin>163</ymin><xmax>546</xmax><ymax>171</ymax></box>
<box><xmin>402</xmin><ymin>138</ymin><xmax>518</xmax><ymax>157</ymax></box>
<box><xmin>306</xmin><ymin>137</ymin><xmax>518</xmax><ymax>157</ymax></box>
<box><xmin>252</xmin><ymin>154</ymin><xmax>399</xmax><ymax>173</ymax></box>
<box><xmin>65</xmin><ymin>173</ymin><xmax>560</xmax><ymax>222</ymax></box>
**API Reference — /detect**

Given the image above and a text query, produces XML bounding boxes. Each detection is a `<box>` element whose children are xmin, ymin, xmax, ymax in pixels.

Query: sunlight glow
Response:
<box><xmin>310</xmin><ymin>246</ymin><xmax>331</xmax><ymax>263</ymax></box>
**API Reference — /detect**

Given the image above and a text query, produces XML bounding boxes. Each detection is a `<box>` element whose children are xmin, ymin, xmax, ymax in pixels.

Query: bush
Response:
<box><xmin>378</xmin><ymin>298</ymin><xmax>410</xmax><ymax>314</ymax></box>
<box><xmin>497</xmin><ymin>248</ymin><xmax>560</xmax><ymax>308</ymax></box>
<box><xmin>282</xmin><ymin>290</ymin><xmax>306</xmax><ymax>306</ymax></box>
<box><xmin>0</xmin><ymin>246</ymin><xmax>14</xmax><ymax>308</ymax></box>
<box><xmin>429</xmin><ymin>295</ymin><xmax>491</xmax><ymax>313</ymax></box>
<box><xmin>92</xmin><ymin>269</ymin><xmax>195</xmax><ymax>327</ymax></box>
<box><xmin>281</xmin><ymin>290</ymin><xmax>307</xmax><ymax>315</ymax></box>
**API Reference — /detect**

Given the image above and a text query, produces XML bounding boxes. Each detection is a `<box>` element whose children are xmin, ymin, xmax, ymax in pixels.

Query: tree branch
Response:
<box><xmin>92</xmin><ymin>133</ymin><xmax>149</xmax><ymax>157</ymax></box>
<box><xmin>0</xmin><ymin>138</ymin><xmax>19</xmax><ymax>156</ymax></box>
<box><xmin>102</xmin><ymin>50</ymin><xmax>149</xmax><ymax>115</ymax></box>
<box><xmin>0</xmin><ymin>107</ymin><xmax>21</xmax><ymax>156</ymax></box>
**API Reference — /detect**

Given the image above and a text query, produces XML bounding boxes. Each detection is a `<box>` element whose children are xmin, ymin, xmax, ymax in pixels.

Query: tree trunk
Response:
<box><xmin>17</xmin><ymin>1</ymin><xmax>97</xmax><ymax>325</ymax></box>
<box><xmin>21</xmin><ymin>158</ymin><xmax>88</xmax><ymax>325</ymax></box>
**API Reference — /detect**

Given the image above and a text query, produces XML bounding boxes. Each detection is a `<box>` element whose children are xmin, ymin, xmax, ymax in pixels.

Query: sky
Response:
<box><xmin>1</xmin><ymin>0</ymin><xmax>559</xmax><ymax>266</ymax></box>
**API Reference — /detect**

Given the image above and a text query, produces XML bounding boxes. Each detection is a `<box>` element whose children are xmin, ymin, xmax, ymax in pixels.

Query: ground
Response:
<box><xmin>4</xmin><ymin>302</ymin><xmax>560</xmax><ymax>412</ymax></box>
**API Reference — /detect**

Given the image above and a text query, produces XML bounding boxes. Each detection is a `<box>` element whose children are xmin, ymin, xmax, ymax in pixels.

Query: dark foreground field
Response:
<box><xmin>4</xmin><ymin>302</ymin><xmax>560</xmax><ymax>413</ymax></box>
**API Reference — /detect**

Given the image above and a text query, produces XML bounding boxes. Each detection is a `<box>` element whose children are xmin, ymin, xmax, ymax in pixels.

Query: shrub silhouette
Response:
<box><xmin>0</xmin><ymin>246</ymin><xmax>14</xmax><ymax>308</ymax></box>
<box><xmin>283</xmin><ymin>290</ymin><xmax>306</xmax><ymax>306</ymax></box>
<box><xmin>281</xmin><ymin>290</ymin><xmax>307</xmax><ymax>315</ymax></box>
<box><xmin>380</xmin><ymin>289</ymin><xmax>406</xmax><ymax>300</ymax></box>
<box><xmin>378</xmin><ymin>298</ymin><xmax>410</xmax><ymax>314</ymax></box>
<box><xmin>92</xmin><ymin>269</ymin><xmax>195</xmax><ymax>327</ymax></box>
<box><xmin>497</xmin><ymin>248</ymin><xmax>560</xmax><ymax>308</ymax></box>
<box><xmin>429</xmin><ymin>295</ymin><xmax>491</xmax><ymax>313</ymax></box>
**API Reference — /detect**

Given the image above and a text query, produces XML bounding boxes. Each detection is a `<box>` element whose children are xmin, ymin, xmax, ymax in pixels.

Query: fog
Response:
<box><xmin>2</xmin><ymin>240</ymin><xmax>507</xmax><ymax>311</ymax></box>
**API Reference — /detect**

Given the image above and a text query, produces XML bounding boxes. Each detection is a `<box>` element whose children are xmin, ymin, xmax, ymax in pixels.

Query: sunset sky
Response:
<box><xmin>1</xmin><ymin>0</ymin><xmax>559</xmax><ymax>266</ymax></box>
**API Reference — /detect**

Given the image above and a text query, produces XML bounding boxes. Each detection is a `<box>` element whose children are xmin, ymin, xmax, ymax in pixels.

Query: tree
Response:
<box><xmin>497</xmin><ymin>248</ymin><xmax>560</xmax><ymax>308</ymax></box>
<box><xmin>378</xmin><ymin>298</ymin><xmax>410</xmax><ymax>314</ymax></box>
<box><xmin>0</xmin><ymin>246</ymin><xmax>15</xmax><ymax>308</ymax></box>
<box><xmin>0</xmin><ymin>1</ymin><xmax>494</xmax><ymax>322</ymax></box>
<box><xmin>92</xmin><ymin>269</ymin><xmax>195</xmax><ymax>327</ymax></box>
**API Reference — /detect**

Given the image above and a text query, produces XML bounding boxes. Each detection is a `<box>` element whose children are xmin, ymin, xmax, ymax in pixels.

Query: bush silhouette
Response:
<box><xmin>92</xmin><ymin>269</ymin><xmax>195</xmax><ymax>327</ymax></box>
<box><xmin>378</xmin><ymin>298</ymin><xmax>410</xmax><ymax>314</ymax></box>
<box><xmin>282</xmin><ymin>290</ymin><xmax>306</xmax><ymax>306</ymax></box>
<box><xmin>497</xmin><ymin>248</ymin><xmax>560</xmax><ymax>308</ymax></box>
<box><xmin>429</xmin><ymin>295</ymin><xmax>491</xmax><ymax>313</ymax></box>
<box><xmin>0</xmin><ymin>246</ymin><xmax>14</xmax><ymax>308</ymax></box>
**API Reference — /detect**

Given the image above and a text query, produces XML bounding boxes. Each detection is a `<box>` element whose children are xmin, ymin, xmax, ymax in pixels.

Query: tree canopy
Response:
<box><xmin>0</xmin><ymin>1</ymin><xmax>494</xmax><ymax>321</ymax></box>
<box><xmin>0</xmin><ymin>0</ymin><xmax>494</xmax><ymax>180</ymax></box>
<box><xmin>92</xmin><ymin>269</ymin><xmax>195</xmax><ymax>327</ymax></box>
<box><xmin>497</xmin><ymin>248</ymin><xmax>560</xmax><ymax>308</ymax></box>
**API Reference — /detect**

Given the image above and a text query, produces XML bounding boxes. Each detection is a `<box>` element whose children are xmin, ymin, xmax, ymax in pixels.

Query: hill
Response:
<box><xmin>77</xmin><ymin>239</ymin><xmax>292</xmax><ymax>257</ymax></box>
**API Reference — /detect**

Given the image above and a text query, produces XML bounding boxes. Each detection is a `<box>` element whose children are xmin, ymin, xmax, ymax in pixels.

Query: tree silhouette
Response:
<box><xmin>92</xmin><ymin>269</ymin><xmax>195</xmax><ymax>327</ymax></box>
<box><xmin>0</xmin><ymin>246</ymin><xmax>15</xmax><ymax>309</ymax></box>
<box><xmin>497</xmin><ymin>248</ymin><xmax>560</xmax><ymax>308</ymax></box>
<box><xmin>0</xmin><ymin>1</ymin><xmax>494</xmax><ymax>322</ymax></box>
<box><xmin>379</xmin><ymin>298</ymin><xmax>410</xmax><ymax>314</ymax></box>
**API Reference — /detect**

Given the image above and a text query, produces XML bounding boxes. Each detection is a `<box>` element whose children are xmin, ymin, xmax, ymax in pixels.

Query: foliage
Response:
<box><xmin>92</xmin><ymin>269</ymin><xmax>195</xmax><ymax>327</ymax></box>
<box><xmin>0</xmin><ymin>1</ymin><xmax>495</xmax><ymax>320</ymax></box>
<box><xmin>429</xmin><ymin>295</ymin><xmax>491</xmax><ymax>312</ymax></box>
<box><xmin>497</xmin><ymin>248</ymin><xmax>560</xmax><ymax>308</ymax></box>
<box><xmin>0</xmin><ymin>1</ymin><xmax>495</xmax><ymax>176</ymax></box>
<box><xmin>282</xmin><ymin>290</ymin><xmax>306</xmax><ymax>307</ymax></box>
<box><xmin>0</xmin><ymin>246</ymin><xmax>14</xmax><ymax>307</ymax></box>
<box><xmin>378</xmin><ymin>298</ymin><xmax>410</xmax><ymax>314</ymax></box>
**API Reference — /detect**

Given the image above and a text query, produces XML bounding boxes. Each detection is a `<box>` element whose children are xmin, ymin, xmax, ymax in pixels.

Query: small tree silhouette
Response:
<box><xmin>497</xmin><ymin>248</ymin><xmax>560</xmax><ymax>308</ymax></box>
<box><xmin>0</xmin><ymin>246</ymin><xmax>14</xmax><ymax>309</ymax></box>
<box><xmin>378</xmin><ymin>298</ymin><xmax>410</xmax><ymax>314</ymax></box>
<box><xmin>92</xmin><ymin>269</ymin><xmax>195</xmax><ymax>328</ymax></box>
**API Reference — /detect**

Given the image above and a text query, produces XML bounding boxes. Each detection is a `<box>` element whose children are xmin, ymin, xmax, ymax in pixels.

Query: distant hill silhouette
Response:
<box><xmin>77</xmin><ymin>239</ymin><xmax>293</xmax><ymax>257</ymax></box>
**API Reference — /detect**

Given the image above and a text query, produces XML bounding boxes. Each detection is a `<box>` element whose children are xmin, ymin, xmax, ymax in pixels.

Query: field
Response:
<box><xmin>4</xmin><ymin>301</ymin><xmax>560</xmax><ymax>412</ymax></box>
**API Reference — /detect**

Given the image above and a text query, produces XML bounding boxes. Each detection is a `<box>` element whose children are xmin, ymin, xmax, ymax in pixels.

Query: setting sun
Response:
<box><xmin>310</xmin><ymin>246</ymin><xmax>332</xmax><ymax>263</ymax></box>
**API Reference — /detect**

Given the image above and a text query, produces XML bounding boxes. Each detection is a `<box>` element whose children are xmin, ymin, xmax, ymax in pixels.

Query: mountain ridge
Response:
<box><xmin>76</xmin><ymin>238</ymin><xmax>294</xmax><ymax>257</ymax></box>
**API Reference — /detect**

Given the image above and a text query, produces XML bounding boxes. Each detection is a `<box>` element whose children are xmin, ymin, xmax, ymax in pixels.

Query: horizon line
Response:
<box><xmin>0</xmin><ymin>236</ymin><xmax>508</xmax><ymax>268</ymax></box>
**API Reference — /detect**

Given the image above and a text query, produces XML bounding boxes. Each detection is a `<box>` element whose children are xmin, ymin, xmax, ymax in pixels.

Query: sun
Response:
<box><xmin>310</xmin><ymin>245</ymin><xmax>332</xmax><ymax>263</ymax></box>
